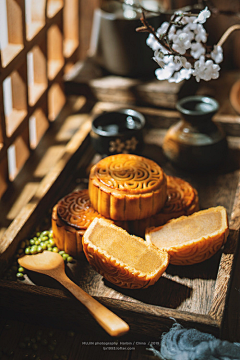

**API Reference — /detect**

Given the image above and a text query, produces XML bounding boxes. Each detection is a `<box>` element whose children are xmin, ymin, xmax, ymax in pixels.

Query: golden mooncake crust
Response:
<box><xmin>52</xmin><ymin>189</ymin><xmax>128</xmax><ymax>258</ymax></box>
<box><xmin>57</xmin><ymin>189</ymin><xmax>102</xmax><ymax>230</ymax></box>
<box><xmin>83</xmin><ymin>218</ymin><xmax>169</xmax><ymax>289</ymax></box>
<box><xmin>88</xmin><ymin>154</ymin><xmax>167</xmax><ymax>221</ymax></box>
<box><xmin>129</xmin><ymin>176</ymin><xmax>199</xmax><ymax>237</ymax></box>
<box><xmin>145</xmin><ymin>206</ymin><xmax>229</xmax><ymax>265</ymax></box>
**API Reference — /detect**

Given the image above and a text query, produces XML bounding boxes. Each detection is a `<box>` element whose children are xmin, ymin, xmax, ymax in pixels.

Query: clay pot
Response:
<box><xmin>163</xmin><ymin>96</ymin><xmax>228</xmax><ymax>171</ymax></box>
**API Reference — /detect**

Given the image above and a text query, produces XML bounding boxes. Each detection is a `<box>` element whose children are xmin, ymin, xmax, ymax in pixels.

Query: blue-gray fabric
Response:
<box><xmin>148</xmin><ymin>322</ymin><xmax>240</xmax><ymax>360</ymax></box>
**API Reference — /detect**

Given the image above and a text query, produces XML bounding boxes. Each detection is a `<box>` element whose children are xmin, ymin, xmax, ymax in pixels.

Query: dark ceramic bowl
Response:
<box><xmin>90</xmin><ymin>109</ymin><xmax>146</xmax><ymax>156</ymax></box>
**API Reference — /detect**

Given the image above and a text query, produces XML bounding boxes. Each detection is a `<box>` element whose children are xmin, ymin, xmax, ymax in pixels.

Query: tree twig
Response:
<box><xmin>217</xmin><ymin>24</ymin><xmax>240</xmax><ymax>47</ymax></box>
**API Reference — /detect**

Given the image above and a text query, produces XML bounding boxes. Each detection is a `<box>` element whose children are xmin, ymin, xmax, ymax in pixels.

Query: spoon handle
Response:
<box><xmin>57</xmin><ymin>273</ymin><xmax>129</xmax><ymax>337</ymax></box>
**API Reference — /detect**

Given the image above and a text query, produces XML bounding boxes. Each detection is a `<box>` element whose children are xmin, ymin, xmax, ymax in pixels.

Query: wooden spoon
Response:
<box><xmin>18</xmin><ymin>251</ymin><xmax>129</xmax><ymax>337</ymax></box>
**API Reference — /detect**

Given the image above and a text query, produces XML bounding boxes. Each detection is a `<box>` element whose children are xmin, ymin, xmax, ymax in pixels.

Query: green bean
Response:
<box><xmin>41</xmin><ymin>231</ymin><xmax>49</xmax><ymax>236</ymax></box>
<box><xmin>48</xmin><ymin>239</ymin><xmax>55</xmax><ymax>247</ymax></box>
<box><xmin>16</xmin><ymin>272</ymin><xmax>24</xmax><ymax>279</ymax></box>
<box><xmin>25</xmin><ymin>247</ymin><xmax>31</xmax><ymax>255</ymax></box>
<box><xmin>62</xmin><ymin>254</ymin><xmax>69</xmax><ymax>261</ymax></box>
<box><xmin>30</xmin><ymin>246</ymin><xmax>38</xmax><ymax>254</ymax></box>
<box><xmin>37</xmin><ymin>246</ymin><xmax>43</xmax><ymax>253</ymax></box>
<box><xmin>30</xmin><ymin>239</ymin><xmax>35</xmax><ymax>245</ymax></box>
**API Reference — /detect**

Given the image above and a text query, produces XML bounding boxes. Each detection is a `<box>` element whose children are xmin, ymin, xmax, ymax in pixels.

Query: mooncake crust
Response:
<box><xmin>52</xmin><ymin>189</ymin><xmax>127</xmax><ymax>258</ymax></box>
<box><xmin>129</xmin><ymin>176</ymin><xmax>199</xmax><ymax>237</ymax></box>
<box><xmin>83</xmin><ymin>218</ymin><xmax>169</xmax><ymax>289</ymax></box>
<box><xmin>88</xmin><ymin>154</ymin><xmax>167</xmax><ymax>221</ymax></box>
<box><xmin>145</xmin><ymin>206</ymin><xmax>229</xmax><ymax>265</ymax></box>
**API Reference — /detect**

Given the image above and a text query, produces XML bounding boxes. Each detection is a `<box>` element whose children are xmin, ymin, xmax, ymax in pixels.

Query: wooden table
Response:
<box><xmin>1</xmin><ymin>64</ymin><xmax>240</xmax><ymax>359</ymax></box>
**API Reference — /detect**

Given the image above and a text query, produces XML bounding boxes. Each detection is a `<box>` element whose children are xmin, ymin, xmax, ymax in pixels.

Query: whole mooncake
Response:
<box><xmin>52</xmin><ymin>189</ymin><xmax>105</xmax><ymax>257</ymax></box>
<box><xmin>88</xmin><ymin>154</ymin><xmax>167</xmax><ymax>221</ymax></box>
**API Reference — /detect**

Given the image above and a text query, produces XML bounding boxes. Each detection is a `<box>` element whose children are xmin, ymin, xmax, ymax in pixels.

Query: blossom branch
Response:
<box><xmin>217</xmin><ymin>24</ymin><xmax>240</xmax><ymax>47</ymax></box>
<box><xmin>120</xmin><ymin>1</ymin><xmax>240</xmax><ymax>83</ymax></box>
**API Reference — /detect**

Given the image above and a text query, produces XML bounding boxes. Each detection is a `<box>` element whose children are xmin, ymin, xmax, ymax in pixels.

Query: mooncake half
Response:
<box><xmin>146</xmin><ymin>206</ymin><xmax>229</xmax><ymax>265</ymax></box>
<box><xmin>88</xmin><ymin>154</ymin><xmax>167</xmax><ymax>221</ymax></box>
<box><xmin>83</xmin><ymin>218</ymin><xmax>170</xmax><ymax>289</ymax></box>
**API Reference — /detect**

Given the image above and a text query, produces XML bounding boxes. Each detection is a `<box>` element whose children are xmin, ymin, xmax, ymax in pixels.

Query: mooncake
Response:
<box><xmin>145</xmin><ymin>206</ymin><xmax>229</xmax><ymax>265</ymax></box>
<box><xmin>83</xmin><ymin>218</ymin><xmax>169</xmax><ymax>289</ymax></box>
<box><xmin>88</xmin><ymin>154</ymin><xmax>167</xmax><ymax>221</ymax></box>
<box><xmin>129</xmin><ymin>175</ymin><xmax>199</xmax><ymax>237</ymax></box>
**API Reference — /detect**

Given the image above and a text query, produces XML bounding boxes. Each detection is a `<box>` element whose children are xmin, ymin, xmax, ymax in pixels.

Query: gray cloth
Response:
<box><xmin>148</xmin><ymin>322</ymin><xmax>240</xmax><ymax>360</ymax></box>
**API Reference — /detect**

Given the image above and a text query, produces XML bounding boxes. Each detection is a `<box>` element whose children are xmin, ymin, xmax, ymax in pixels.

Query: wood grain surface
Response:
<box><xmin>1</xmin><ymin>101</ymin><xmax>240</xmax><ymax>343</ymax></box>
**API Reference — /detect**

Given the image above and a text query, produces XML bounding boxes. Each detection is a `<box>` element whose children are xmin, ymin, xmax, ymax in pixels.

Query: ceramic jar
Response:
<box><xmin>162</xmin><ymin>96</ymin><xmax>228</xmax><ymax>171</ymax></box>
<box><xmin>89</xmin><ymin>1</ymin><xmax>162</xmax><ymax>77</ymax></box>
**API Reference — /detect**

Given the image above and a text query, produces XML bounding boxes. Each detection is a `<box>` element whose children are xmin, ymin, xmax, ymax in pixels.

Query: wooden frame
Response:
<box><xmin>0</xmin><ymin>102</ymin><xmax>240</xmax><ymax>339</ymax></box>
<box><xmin>0</xmin><ymin>0</ymin><xmax>87</xmax><ymax>198</ymax></box>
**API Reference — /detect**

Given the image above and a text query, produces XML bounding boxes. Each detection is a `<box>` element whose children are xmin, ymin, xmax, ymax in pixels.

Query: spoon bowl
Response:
<box><xmin>19</xmin><ymin>250</ymin><xmax>64</xmax><ymax>273</ymax></box>
<box><xmin>18</xmin><ymin>251</ymin><xmax>129</xmax><ymax>337</ymax></box>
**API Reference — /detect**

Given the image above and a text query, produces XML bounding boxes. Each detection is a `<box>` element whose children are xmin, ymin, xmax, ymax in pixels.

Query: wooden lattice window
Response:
<box><xmin>0</xmin><ymin>0</ymin><xmax>81</xmax><ymax>199</ymax></box>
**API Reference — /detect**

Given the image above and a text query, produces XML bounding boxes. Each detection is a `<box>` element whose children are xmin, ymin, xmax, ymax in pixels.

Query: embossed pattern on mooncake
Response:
<box><xmin>52</xmin><ymin>190</ymin><xmax>107</xmax><ymax>258</ymax></box>
<box><xmin>128</xmin><ymin>176</ymin><xmax>199</xmax><ymax>238</ymax></box>
<box><xmin>89</xmin><ymin>154</ymin><xmax>167</xmax><ymax>221</ymax></box>
<box><xmin>52</xmin><ymin>189</ymin><xmax>128</xmax><ymax>258</ymax></box>
<box><xmin>94</xmin><ymin>155</ymin><xmax>163</xmax><ymax>193</ymax></box>
<box><xmin>162</xmin><ymin>176</ymin><xmax>199</xmax><ymax>216</ymax></box>
<box><xmin>57</xmin><ymin>189</ymin><xmax>102</xmax><ymax>230</ymax></box>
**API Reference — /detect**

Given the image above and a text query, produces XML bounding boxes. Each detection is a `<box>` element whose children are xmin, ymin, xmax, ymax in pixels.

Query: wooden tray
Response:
<box><xmin>1</xmin><ymin>102</ymin><xmax>240</xmax><ymax>340</ymax></box>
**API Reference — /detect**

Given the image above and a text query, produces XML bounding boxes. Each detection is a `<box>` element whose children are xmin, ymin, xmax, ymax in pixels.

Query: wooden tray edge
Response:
<box><xmin>208</xmin><ymin>175</ymin><xmax>240</xmax><ymax>328</ymax></box>
<box><xmin>0</xmin><ymin>279</ymin><xmax>220</xmax><ymax>338</ymax></box>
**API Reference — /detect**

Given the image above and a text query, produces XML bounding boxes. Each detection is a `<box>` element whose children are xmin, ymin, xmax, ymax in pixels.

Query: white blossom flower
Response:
<box><xmin>156</xmin><ymin>21</ymin><xmax>169</xmax><ymax>35</ymax></box>
<box><xmin>184</xmin><ymin>16</ymin><xmax>198</xmax><ymax>31</ymax></box>
<box><xmin>194</xmin><ymin>24</ymin><xmax>207</xmax><ymax>43</ymax></box>
<box><xmin>193</xmin><ymin>56</ymin><xmax>220</xmax><ymax>82</ymax></box>
<box><xmin>179</xmin><ymin>67</ymin><xmax>193</xmax><ymax>80</ymax></box>
<box><xmin>153</xmin><ymin>48</ymin><xmax>166</xmax><ymax>67</ymax></box>
<box><xmin>211</xmin><ymin>45</ymin><xmax>223</xmax><ymax>64</ymax></box>
<box><xmin>155</xmin><ymin>65</ymin><xmax>175</xmax><ymax>81</ymax></box>
<box><xmin>146</xmin><ymin>33</ymin><xmax>160</xmax><ymax>51</ymax></box>
<box><xmin>172</xmin><ymin>31</ymin><xmax>192</xmax><ymax>54</ymax></box>
<box><xmin>146</xmin><ymin>5</ymin><xmax>223</xmax><ymax>84</ymax></box>
<box><xmin>191</xmin><ymin>42</ymin><xmax>206</xmax><ymax>59</ymax></box>
<box><xmin>193</xmin><ymin>7</ymin><xmax>211</xmax><ymax>24</ymax></box>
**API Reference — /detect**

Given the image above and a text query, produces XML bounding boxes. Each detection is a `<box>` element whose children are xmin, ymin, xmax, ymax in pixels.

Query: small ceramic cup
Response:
<box><xmin>90</xmin><ymin>109</ymin><xmax>146</xmax><ymax>156</ymax></box>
